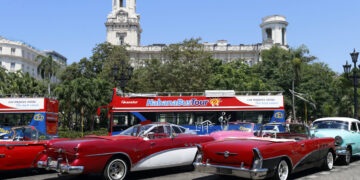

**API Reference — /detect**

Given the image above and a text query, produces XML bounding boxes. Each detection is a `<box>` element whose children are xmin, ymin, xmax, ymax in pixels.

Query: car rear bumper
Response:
<box><xmin>193</xmin><ymin>162</ymin><xmax>268</xmax><ymax>180</ymax></box>
<box><xmin>37</xmin><ymin>158</ymin><xmax>84</xmax><ymax>175</ymax></box>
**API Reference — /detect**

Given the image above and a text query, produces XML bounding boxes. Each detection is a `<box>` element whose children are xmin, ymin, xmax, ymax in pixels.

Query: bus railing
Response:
<box><xmin>0</xmin><ymin>94</ymin><xmax>57</xmax><ymax>99</ymax></box>
<box><xmin>120</xmin><ymin>90</ymin><xmax>283</xmax><ymax>97</ymax></box>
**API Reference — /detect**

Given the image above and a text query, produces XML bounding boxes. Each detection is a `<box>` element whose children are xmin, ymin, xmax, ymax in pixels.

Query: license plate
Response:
<box><xmin>216</xmin><ymin>168</ymin><xmax>232</xmax><ymax>175</ymax></box>
<box><xmin>49</xmin><ymin>161</ymin><xmax>58</xmax><ymax>168</ymax></box>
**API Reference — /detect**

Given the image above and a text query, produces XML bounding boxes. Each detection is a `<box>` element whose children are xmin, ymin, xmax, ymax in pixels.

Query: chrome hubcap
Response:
<box><xmin>278</xmin><ymin>160</ymin><xmax>289</xmax><ymax>180</ymax></box>
<box><xmin>108</xmin><ymin>160</ymin><xmax>126</xmax><ymax>180</ymax></box>
<box><xmin>327</xmin><ymin>152</ymin><xmax>333</xmax><ymax>169</ymax></box>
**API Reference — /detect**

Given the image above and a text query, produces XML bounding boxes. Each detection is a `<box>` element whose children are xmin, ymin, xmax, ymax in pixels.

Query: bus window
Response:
<box><xmin>0</xmin><ymin>113</ymin><xmax>35</xmax><ymax>127</ymax></box>
<box><xmin>112</xmin><ymin>112</ymin><xmax>141</xmax><ymax>132</ymax></box>
<box><xmin>158</xmin><ymin>112</ymin><xmax>192</xmax><ymax>125</ymax></box>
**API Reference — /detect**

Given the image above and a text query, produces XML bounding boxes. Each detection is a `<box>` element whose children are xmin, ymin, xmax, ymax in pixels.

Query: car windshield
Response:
<box><xmin>10</xmin><ymin>126</ymin><xmax>50</xmax><ymax>141</ymax></box>
<box><xmin>257</xmin><ymin>123</ymin><xmax>309</xmax><ymax>141</ymax></box>
<box><xmin>312</xmin><ymin>120</ymin><xmax>348</xmax><ymax>130</ymax></box>
<box><xmin>120</xmin><ymin>124</ymin><xmax>153</xmax><ymax>137</ymax></box>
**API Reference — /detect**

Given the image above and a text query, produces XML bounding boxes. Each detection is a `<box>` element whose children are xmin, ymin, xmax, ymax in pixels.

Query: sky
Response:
<box><xmin>1</xmin><ymin>0</ymin><xmax>360</xmax><ymax>73</ymax></box>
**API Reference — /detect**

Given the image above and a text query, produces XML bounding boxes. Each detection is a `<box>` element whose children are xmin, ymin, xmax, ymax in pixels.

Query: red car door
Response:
<box><xmin>293</xmin><ymin>128</ymin><xmax>319</xmax><ymax>171</ymax></box>
<box><xmin>4</xmin><ymin>127</ymin><xmax>45</xmax><ymax>170</ymax></box>
<box><xmin>4</xmin><ymin>141</ymin><xmax>44</xmax><ymax>169</ymax></box>
<box><xmin>0</xmin><ymin>144</ymin><xmax>6</xmax><ymax>169</ymax></box>
<box><xmin>134</xmin><ymin>125</ymin><xmax>174</xmax><ymax>170</ymax></box>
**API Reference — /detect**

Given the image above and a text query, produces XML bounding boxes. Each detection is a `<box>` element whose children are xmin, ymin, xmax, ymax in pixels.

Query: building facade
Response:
<box><xmin>0</xmin><ymin>36</ymin><xmax>67</xmax><ymax>81</ymax></box>
<box><xmin>106</xmin><ymin>0</ymin><xmax>289</xmax><ymax>66</ymax></box>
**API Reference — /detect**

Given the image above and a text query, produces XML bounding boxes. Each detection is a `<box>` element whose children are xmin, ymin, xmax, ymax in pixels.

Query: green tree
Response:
<box><xmin>253</xmin><ymin>45</ymin><xmax>321</xmax><ymax>121</ymax></box>
<box><xmin>208</xmin><ymin>60</ymin><xmax>268</xmax><ymax>91</ymax></box>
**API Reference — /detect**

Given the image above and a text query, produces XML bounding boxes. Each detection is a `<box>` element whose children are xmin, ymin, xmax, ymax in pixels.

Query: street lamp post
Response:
<box><xmin>343</xmin><ymin>49</ymin><xmax>360</xmax><ymax>119</ymax></box>
<box><xmin>112</xmin><ymin>59</ymin><xmax>134</xmax><ymax>94</ymax></box>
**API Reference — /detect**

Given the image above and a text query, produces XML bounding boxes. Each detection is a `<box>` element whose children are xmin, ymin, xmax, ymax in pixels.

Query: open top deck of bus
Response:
<box><xmin>117</xmin><ymin>89</ymin><xmax>283</xmax><ymax>98</ymax></box>
<box><xmin>101</xmin><ymin>89</ymin><xmax>286</xmax><ymax>135</ymax></box>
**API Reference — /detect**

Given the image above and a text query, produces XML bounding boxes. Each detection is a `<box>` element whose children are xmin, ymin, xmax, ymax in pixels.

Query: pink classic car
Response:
<box><xmin>210</xmin><ymin>122</ymin><xmax>255</xmax><ymax>141</ymax></box>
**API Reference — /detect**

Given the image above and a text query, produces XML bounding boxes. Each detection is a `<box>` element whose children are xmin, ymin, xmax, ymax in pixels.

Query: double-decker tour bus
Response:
<box><xmin>0</xmin><ymin>97</ymin><xmax>59</xmax><ymax>139</ymax></box>
<box><xmin>98</xmin><ymin>89</ymin><xmax>285</xmax><ymax>135</ymax></box>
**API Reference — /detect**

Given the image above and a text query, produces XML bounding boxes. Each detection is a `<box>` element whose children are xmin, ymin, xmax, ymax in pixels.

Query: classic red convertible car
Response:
<box><xmin>194</xmin><ymin>123</ymin><xmax>335</xmax><ymax>180</ymax></box>
<box><xmin>37</xmin><ymin>123</ymin><xmax>214</xmax><ymax>180</ymax></box>
<box><xmin>0</xmin><ymin>126</ymin><xmax>53</xmax><ymax>171</ymax></box>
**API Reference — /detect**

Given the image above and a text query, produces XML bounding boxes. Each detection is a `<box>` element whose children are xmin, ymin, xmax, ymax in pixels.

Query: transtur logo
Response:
<box><xmin>121</xmin><ymin>101</ymin><xmax>138</xmax><ymax>104</ymax></box>
<box><xmin>274</xmin><ymin>112</ymin><xmax>284</xmax><ymax>118</ymax></box>
<box><xmin>34</xmin><ymin>114</ymin><xmax>45</xmax><ymax>121</ymax></box>
<box><xmin>210</xmin><ymin>98</ymin><xmax>221</xmax><ymax>106</ymax></box>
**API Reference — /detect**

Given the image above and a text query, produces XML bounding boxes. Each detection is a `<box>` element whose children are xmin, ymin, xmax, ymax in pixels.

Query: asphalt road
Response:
<box><xmin>1</xmin><ymin>156</ymin><xmax>360</xmax><ymax>180</ymax></box>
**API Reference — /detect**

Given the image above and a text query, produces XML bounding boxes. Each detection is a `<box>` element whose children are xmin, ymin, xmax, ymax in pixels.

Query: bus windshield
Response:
<box><xmin>0</xmin><ymin>97</ymin><xmax>59</xmax><ymax>137</ymax></box>
<box><xmin>0</xmin><ymin>113</ymin><xmax>35</xmax><ymax>127</ymax></box>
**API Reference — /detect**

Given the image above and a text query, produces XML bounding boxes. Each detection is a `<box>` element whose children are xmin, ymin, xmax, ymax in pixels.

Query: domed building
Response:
<box><xmin>105</xmin><ymin>0</ymin><xmax>289</xmax><ymax>66</ymax></box>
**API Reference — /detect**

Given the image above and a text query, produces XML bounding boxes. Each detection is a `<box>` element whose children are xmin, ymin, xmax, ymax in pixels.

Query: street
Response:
<box><xmin>1</xmin><ymin>156</ymin><xmax>360</xmax><ymax>180</ymax></box>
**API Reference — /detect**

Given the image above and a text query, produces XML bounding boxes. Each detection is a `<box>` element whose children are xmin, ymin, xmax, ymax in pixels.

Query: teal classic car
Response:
<box><xmin>311</xmin><ymin>117</ymin><xmax>360</xmax><ymax>165</ymax></box>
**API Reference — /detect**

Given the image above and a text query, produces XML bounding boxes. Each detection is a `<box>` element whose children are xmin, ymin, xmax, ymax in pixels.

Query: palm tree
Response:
<box><xmin>36</xmin><ymin>55</ymin><xmax>59</xmax><ymax>95</ymax></box>
<box><xmin>289</xmin><ymin>46</ymin><xmax>316</xmax><ymax>122</ymax></box>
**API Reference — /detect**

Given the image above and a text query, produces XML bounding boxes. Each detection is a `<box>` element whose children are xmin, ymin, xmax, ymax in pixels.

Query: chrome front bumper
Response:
<box><xmin>336</xmin><ymin>146</ymin><xmax>347</xmax><ymax>156</ymax></box>
<box><xmin>37</xmin><ymin>158</ymin><xmax>84</xmax><ymax>175</ymax></box>
<box><xmin>193</xmin><ymin>162</ymin><xmax>268</xmax><ymax>180</ymax></box>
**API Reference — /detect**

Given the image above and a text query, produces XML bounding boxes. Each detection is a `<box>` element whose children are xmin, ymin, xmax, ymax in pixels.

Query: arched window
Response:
<box><xmin>120</xmin><ymin>0</ymin><xmax>124</xmax><ymax>7</ymax></box>
<box><xmin>282</xmin><ymin>28</ymin><xmax>286</xmax><ymax>45</ymax></box>
<box><xmin>266</xmin><ymin>28</ymin><xmax>272</xmax><ymax>40</ymax></box>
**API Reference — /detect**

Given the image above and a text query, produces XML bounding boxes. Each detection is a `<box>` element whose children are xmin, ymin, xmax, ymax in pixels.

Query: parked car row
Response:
<box><xmin>1</xmin><ymin>117</ymin><xmax>360</xmax><ymax>180</ymax></box>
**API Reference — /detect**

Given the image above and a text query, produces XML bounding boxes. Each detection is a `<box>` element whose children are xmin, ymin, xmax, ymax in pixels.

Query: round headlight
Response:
<box><xmin>335</xmin><ymin>136</ymin><xmax>343</xmax><ymax>146</ymax></box>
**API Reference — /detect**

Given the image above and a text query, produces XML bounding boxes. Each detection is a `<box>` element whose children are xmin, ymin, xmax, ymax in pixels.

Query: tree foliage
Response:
<box><xmin>17</xmin><ymin>39</ymin><xmax>356</xmax><ymax>132</ymax></box>
<box><xmin>0</xmin><ymin>68</ymin><xmax>46</xmax><ymax>95</ymax></box>
<box><xmin>36</xmin><ymin>55</ymin><xmax>60</xmax><ymax>95</ymax></box>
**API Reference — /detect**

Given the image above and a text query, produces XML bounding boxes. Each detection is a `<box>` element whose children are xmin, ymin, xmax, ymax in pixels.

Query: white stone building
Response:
<box><xmin>0</xmin><ymin>36</ymin><xmax>67</xmax><ymax>81</ymax></box>
<box><xmin>106</xmin><ymin>0</ymin><xmax>289</xmax><ymax>66</ymax></box>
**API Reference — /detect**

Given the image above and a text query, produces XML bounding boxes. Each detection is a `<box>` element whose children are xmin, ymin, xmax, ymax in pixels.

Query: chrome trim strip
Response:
<box><xmin>292</xmin><ymin>147</ymin><xmax>329</xmax><ymax>170</ymax></box>
<box><xmin>216</xmin><ymin>151</ymin><xmax>238</xmax><ymax>159</ymax></box>
<box><xmin>5</xmin><ymin>143</ymin><xmax>29</xmax><ymax>147</ymax></box>
<box><xmin>253</xmin><ymin>148</ymin><xmax>263</xmax><ymax>168</ymax></box>
<box><xmin>31</xmin><ymin>151</ymin><xmax>44</xmax><ymax>167</ymax></box>
<box><xmin>264</xmin><ymin>155</ymin><xmax>293</xmax><ymax>168</ymax></box>
<box><xmin>132</xmin><ymin>146</ymin><xmax>196</xmax><ymax>169</ymax></box>
<box><xmin>85</xmin><ymin>152</ymin><xmax>132</xmax><ymax>167</ymax></box>
<box><xmin>253</xmin><ymin>148</ymin><xmax>263</xmax><ymax>160</ymax></box>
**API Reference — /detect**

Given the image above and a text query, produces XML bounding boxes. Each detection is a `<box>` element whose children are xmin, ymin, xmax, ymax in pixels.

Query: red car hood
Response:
<box><xmin>203</xmin><ymin>138</ymin><xmax>276</xmax><ymax>168</ymax></box>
